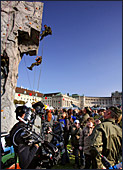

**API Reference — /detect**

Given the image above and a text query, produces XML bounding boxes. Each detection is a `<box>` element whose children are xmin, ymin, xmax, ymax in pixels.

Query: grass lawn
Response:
<box><xmin>52</xmin><ymin>143</ymin><xmax>76</xmax><ymax>169</ymax></box>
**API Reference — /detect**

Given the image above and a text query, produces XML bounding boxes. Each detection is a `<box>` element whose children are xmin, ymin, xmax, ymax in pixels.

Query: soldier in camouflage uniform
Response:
<box><xmin>27</xmin><ymin>56</ymin><xmax>42</xmax><ymax>71</ymax></box>
<box><xmin>40</xmin><ymin>25</ymin><xmax>52</xmax><ymax>41</ymax></box>
<box><xmin>89</xmin><ymin>106</ymin><xmax>122</xmax><ymax>169</ymax></box>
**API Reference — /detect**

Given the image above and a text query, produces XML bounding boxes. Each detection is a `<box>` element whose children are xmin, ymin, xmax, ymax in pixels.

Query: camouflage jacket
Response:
<box><xmin>80</xmin><ymin>113</ymin><xmax>90</xmax><ymax>129</ymax></box>
<box><xmin>89</xmin><ymin>119</ymin><xmax>122</xmax><ymax>169</ymax></box>
<box><xmin>71</xmin><ymin>125</ymin><xmax>82</xmax><ymax>147</ymax></box>
<box><xmin>79</xmin><ymin>126</ymin><xmax>94</xmax><ymax>155</ymax></box>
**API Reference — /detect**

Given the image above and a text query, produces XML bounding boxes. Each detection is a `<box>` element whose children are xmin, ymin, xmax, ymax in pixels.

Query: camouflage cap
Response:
<box><xmin>109</xmin><ymin>106</ymin><xmax>122</xmax><ymax>118</ymax></box>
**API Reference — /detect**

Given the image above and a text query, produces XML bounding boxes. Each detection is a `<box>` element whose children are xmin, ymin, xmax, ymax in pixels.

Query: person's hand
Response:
<box><xmin>79</xmin><ymin>146</ymin><xmax>82</xmax><ymax>150</ymax></box>
<box><xmin>35</xmin><ymin>144</ymin><xmax>39</xmax><ymax>149</ymax></box>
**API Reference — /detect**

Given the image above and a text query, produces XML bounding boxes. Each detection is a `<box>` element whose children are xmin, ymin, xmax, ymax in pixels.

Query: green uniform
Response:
<box><xmin>89</xmin><ymin>119</ymin><xmax>122</xmax><ymax>169</ymax></box>
<box><xmin>27</xmin><ymin>56</ymin><xmax>42</xmax><ymax>70</ymax></box>
<box><xmin>40</xmin><ymin>25</ymin><xmax>52</xmax><ymax>41</ymax></box>
<box><xmin>80</xmin><ymin>113</ymin><xmax>90</xmax><ymax>129</ymax></box>
<box><xmin>71</xmin><ymin>125</ymin><xmax>82</xmax><ymax>147</ymax></box>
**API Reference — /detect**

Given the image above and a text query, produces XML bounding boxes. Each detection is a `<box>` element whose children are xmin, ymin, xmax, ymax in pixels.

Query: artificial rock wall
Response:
<box><xmin>1</xmin><ymin>1</ymin><xmax>44</xmax><ymax>133</ymax></box>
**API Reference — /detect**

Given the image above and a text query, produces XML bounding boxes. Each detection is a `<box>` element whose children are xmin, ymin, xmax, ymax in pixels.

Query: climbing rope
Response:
<box><xmin>24</xmin><ymin>3</ymin><xmax>45</xmax><ymax>92</ymax></box>
<box><xmin>33</xmin><ymin>66</ymin><xmax>36</xmax><ymax>91</ymax></box>
<box><xmin>24</xmin><ymin>55</ymin><xmax>32</xmax><ymax>90</ymax></box>
<box><xmin>36</xmin><ymin>18</ymin><xmax>45</xmax><ymax>91</ymax></box>
<box><xmin>37</xmin><ymin>40</ymin><xmax>44</xmax><ymax>91</ymax></box>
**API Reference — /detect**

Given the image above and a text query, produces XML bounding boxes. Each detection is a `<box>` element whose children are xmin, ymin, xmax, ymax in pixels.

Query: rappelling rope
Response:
<box><xmin>37</xmin><ymin>40</ymin><xmax>44</xmax><ymax>91</ymax></box>
<box><xmin>24</xmin><ymin>55</ymin><xmax>32</xmax><ymax>90</ymax></box>
<box><xmin>36</xmin><ymin>4</ymin><xmax>44</xmax><ymax>91</ymax></box>
<box><xmin>33</xmin><ymin>65</ymin><xmax>36</xmax><ymax>91</ymax></box>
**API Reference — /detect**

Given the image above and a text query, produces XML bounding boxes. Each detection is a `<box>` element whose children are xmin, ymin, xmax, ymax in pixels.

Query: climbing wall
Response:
<box><xmin>1</xmin><ymin>1</ymin><xmax>44</xmax><ymax>132</ymax></box>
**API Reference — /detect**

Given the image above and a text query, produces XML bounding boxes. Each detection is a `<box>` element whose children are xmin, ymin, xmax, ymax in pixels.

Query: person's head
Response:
<box><xmin>98</xmin><ymin>109</ymin><xmax>106</xmax><ymax>116</ymax></box>
<box><xmin>78</xmin><ymin>110</ymin><xmax>83</xmax><ymax>115</ymax></box>
<box><xmin>104</xmin><ymin>106</ymin><xmax>122</xmax><ymax>120</ymax></box>
<box><xmin>86</xmin><ymin>117</ymin><xmax>95</xmax><ymax>128</ymax></box>
<box><xmin>62</xmin><ymin>109</ymin><xmax>67</xmax><ymax>118</ymax></box>
<box><xmin>55</xmin><ymin>109</ymin><xmax>58</xmax><ymax>115</ymax></box>
<box><xmin>15</xmin><ymin>106</ymin><xmax>28</xmax><ymax>120</ymax></box>
<box><xmin>74</xmin><ymin>120</ymin><xmax>80</xmax><ymax>128</ymax></box>
<box><xmin>83</xmin><ymin>107</ymin><xmax>91</xmax><ymax>115</ymax></box>
<box><xmin>67</xmin><ymin>109</ymin><xmax>73</xmax><ymax>115</ymax></box>
<box><xmin>73</xmin><ymin>110</ymin><xmax>77</xmax><ymax>116</ymax></box>
<box><xmin>47</xmin><ymin>111</ymin><xmax>52</xmax><ymax>122</ymax></box>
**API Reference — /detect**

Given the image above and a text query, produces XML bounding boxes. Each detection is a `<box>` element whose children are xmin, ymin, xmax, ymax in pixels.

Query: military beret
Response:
<box><xmin>109</xmin><ymin>106</ymin><xmax>122</xmax><ymax>117</ymax></box>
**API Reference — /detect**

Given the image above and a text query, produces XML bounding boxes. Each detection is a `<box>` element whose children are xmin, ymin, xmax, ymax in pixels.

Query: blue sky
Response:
<box><xmin>17</xmin><ymin>1</ymin><xmax>122</xmax><ymax>97</ymax></box>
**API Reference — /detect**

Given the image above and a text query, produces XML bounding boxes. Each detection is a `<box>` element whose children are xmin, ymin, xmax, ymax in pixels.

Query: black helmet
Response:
<box><xmin>32</xmin><ymin>101</ymin><xmax>44</xmax><ymax>110</ymax></box>
<box><xmin>32</xmin><ymin>101</ymin><xmax>44</xmax><ymax>115</ymax></box>
<box><xmin>15</xmin><ymin>106</ymin><xmax>28</xmax><ymax>120</ymax></box>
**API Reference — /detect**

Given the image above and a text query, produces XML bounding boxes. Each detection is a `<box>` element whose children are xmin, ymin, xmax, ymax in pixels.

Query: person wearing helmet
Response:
<box><xmin>9</xmin><ymin>106</ymin><xmax>39</xmax><ymax>169</ymax></box>
<box><xmin>71</xmin><ymin>120</ymin><xmax>83</xmax><ymax>169</ymax></box>
<box><xmin>27</xmin><ymin>56</ymin><xmax>42</xmax><ymax>71</ymax></box>
<box><xmin>40</xmin><ymin>25</ymin><xmax>52</xmax><ymax>41</ymax></box>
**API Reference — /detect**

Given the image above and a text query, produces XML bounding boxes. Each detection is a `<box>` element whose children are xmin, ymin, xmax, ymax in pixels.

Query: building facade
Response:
<box><xmin>14</xmin><ymin>87</ymin><xmax>43</xmax><ymax>104</ymax></box>
<box><xmin>15</xmin><ymin>87</ymin><xmax>122</xmax><ymax>109</ymax></box>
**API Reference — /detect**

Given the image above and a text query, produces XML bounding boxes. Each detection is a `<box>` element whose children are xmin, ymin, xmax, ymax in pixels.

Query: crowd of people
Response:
<box><xmin>46</xmin><ymin>106</ymin><xmax>122</xmax><ymax>169</ymax></box>
<box><xmin>9</xmin><ymin>104</ymin><xmax>122</xmax><ymax>169</ymax></box>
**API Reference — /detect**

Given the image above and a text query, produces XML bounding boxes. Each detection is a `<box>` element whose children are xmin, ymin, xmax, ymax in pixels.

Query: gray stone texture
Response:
<box><xmin>1</xmin><ymin>1</ymin><xmax>43</xmax><ymax>133</ymax></box>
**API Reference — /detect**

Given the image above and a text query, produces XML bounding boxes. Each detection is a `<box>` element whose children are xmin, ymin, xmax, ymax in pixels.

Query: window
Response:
<box><xmin>24</xmin><ymin>91</ymin><xmax>26</xmax><ymax>94</ymax></box>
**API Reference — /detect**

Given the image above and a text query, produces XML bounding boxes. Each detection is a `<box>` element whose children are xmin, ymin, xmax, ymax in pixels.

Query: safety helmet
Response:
<box><xmin>32</xmin><ymin>101</ymin><xmax>44</xmax><ymax>115</ymax></box>
<box><xmin>15</xmin><ymin>106</ymin><xmax>28</xmax><ymax>120</ymax></box>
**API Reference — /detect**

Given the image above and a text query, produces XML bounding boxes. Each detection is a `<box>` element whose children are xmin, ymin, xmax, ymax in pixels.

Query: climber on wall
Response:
<box><xmin>1</xmin><ymin>50</ymin><xmax>9</xmax><ymax>96</ymax></box>
<box><xmin>27</xmin><ymin>56</ymin><xmax>42</xmax><ymax>71</ymax></box>
<box><xmin>40</xmin><ymin>25</ymin><xmax>52</xmax><ymax>41</ymax></box>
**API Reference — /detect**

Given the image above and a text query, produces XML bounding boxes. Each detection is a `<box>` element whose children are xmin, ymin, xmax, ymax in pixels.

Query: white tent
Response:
<box><xmin>49</xmin><ymin>106</ymin><xmax>54</xmax><ymax>110</ymax></box>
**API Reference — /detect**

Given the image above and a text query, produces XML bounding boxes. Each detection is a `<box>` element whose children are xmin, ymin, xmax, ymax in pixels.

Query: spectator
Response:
<box><xmin>77</xmin><ymin>110</ymin><xmax>83</xmax><ymax>128</ymax></box>
<box><xmin>79</xmin><ymin>117</ymin><xmax>95</xmax><ymax>169</ymax></box>
<box><xmin>54</xmin><ymin>109</ymin><xmax>58</xmax><ymax>122</ymax></box>
<box><xmin>89</xmin><ymin>106</ymin><xmax>122</xmax><ymax>169</ymax></box>
<box><xmin>71</xmin><ymin>120</ymin><xmax>83</xmax><ymax>169</ymax></box>
<box><xmin>44</xmin><ymin>110</ymin><xmax>53</xmax><ymax>142</ymax></box>
<box><xmin>81</xmin><ymin>107</ymin><xmax>90</xmax><ymax>128</ymax></box>
<box><xmin>59</xmin><ymin>109</ymin><xmax>70</xmax><ymax>165</ymax></box>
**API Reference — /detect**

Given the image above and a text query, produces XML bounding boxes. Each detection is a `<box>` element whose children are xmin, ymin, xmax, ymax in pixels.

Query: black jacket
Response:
<box><xmin>10</xmin><ymin>121</ymin><xmax>38</xmax><ymax>169</ymax></box>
